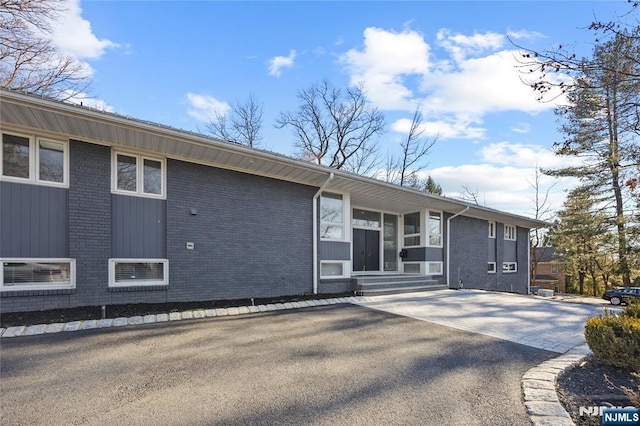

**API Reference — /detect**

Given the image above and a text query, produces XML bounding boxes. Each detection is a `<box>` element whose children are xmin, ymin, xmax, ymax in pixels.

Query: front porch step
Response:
<box><xmin>352</xmin><ymin>275</ymin><xmax>447</xmax><ymax>296</ymax></box>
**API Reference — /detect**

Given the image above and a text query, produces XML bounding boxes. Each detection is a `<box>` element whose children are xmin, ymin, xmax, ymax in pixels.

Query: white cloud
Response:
<box><xmin>511</xmin><ymin>122</ymin><xmax>531</xmax><ymax>134</ymax></box>
<box><xmin>436</xmin><ymin>29</ymin><xmax>504</xmax><ymax>62</ymax></box>
<box><xmin>391</xmin><ymin>116</ymin><xmax>485</xmax><ymax>139</ymax></box>
<box><xmin>341</xmin><ymin>27</ymin><xmax>567</xmax><ymax>141</ymax></box>
<box><xmin>185</xmin><ymin>93</ymin><xmax>230</xmax><ymax>122</ymax></box>
<box><xmin>341</xmin><ymin>27</ymin><xmax>431</xmax><ymax>109</ymax></box>
<box><xmin>479</xmin><ymin>141</ymin><xmax>582</xmax><ymax>169</ymax></box>
<box><xmin>426</xmin><ymin>163</ymin><xmax>576</xmax><ymax>217</ymax></box>
<box><xmin>48</xmin><ymin>0</ymin><xmax>119</xmax><ymax>60</ymax></box>
<box><xmin>268</xmin><ymin>50</ymin><xmax>296</xmax><ymax>77</ymax></box>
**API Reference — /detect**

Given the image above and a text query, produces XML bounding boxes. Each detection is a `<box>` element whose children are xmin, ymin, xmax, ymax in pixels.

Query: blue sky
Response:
<box><xmin>47</xmin><ymin>0</ymin><xmax>632</xmax><ymax>217</ymax></box>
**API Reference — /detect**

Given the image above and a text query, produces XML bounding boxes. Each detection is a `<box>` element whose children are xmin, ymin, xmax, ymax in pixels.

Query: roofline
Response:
<box><xmin>0</xmin><ymin>88</ymin><xmax>550</xmax><ymax>229</ymax></box>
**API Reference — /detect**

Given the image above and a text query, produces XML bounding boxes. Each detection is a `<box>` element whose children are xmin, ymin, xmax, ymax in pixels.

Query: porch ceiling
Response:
<box><xmin>1</xmin><ymin>90</ymin><xmax>549</xmax><ymax>229</ymax></box>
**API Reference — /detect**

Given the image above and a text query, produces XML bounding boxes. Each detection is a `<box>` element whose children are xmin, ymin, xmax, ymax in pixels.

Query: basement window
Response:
<box><xmin>109</xmin><ymin>259</ymin><xmax>168</xmax><ymax>287</ymax></box>
<box><xmin>1</xmin><ymin>259</ymin><xmax>75</xmax><ymax>291</ymax></box>
<box><xmin>502</xmin><ymin>262</ymin><xmax>517</xmax><ymax>273</ymax></box>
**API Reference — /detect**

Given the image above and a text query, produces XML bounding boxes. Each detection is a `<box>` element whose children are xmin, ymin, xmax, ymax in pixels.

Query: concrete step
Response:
<box><xmin>352</xmin><ymin>275</ymin><xmax>447</xmax><ymax>296</ymax></box>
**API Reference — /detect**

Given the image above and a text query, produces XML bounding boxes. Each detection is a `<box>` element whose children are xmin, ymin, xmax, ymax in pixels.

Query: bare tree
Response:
<box><xmin>0</xmin><ymin>0</ymin><xmax>88</xmax><ymax>99</ymax></box>
<box><xmin>206</xmin><ymin>93</ymin><xmax>264</xmax><ymax>147</ymax></box>
<box><xmin>276</xmin><ymin>80</ymin><xmax>385</xmax><ymax>173</ymax></box>
<box><xmin>528</xmin><ymin>167</ymin><xmax>556</xmax><ymax>287</ymax></box>
<box><xmin>386</xmin><ymin>107</ymin><xmax>438</xmax><ymax>186</ymax></box>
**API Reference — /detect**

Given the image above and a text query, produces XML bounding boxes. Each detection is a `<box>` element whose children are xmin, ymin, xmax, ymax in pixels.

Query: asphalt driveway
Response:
<box><xmin>0</xmin><ymin>304</ymin><xmax>552</xmax><ymax>426</ymax></box>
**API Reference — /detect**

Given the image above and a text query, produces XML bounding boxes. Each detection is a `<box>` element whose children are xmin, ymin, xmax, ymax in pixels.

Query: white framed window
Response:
<box><xmin>551</xmin><ymin>264</ymin><xmax>559</xmax><ymax>274</ymax></box>
<box><xmin>488</xmin><ymin>262</ymin><xmax>496</xmax><ymax>274</ymax></box>
<box><xmin>502</xmin><ymin>262</ymin><xmax>517</xmax><ymax>273</ymax></box>
<box><xmin>427</xmin><ymin>261</ymin><xmax>443</xmax><ymax>275</ymax></box>
<box><xmin>504</xmin><ymin>224</ymin><xmax>516</xmax><ymax>241</ymax></box>
<box><xmin>108</xmin><ymin>259</ymin><xmax>168</xmax><ymax>287</ymax></box>
<box><xmin>320</xmin><ymin>192</ymin><xmax>345</xmax><ymax>241</ymax></box>
<box><xmin>428</xmin><ymin>211</ymin><xmax>442</xmax><ymax>247</ymax></box>
<box><xmin>488</xmin><ymin>221</ymin><xmax>496</xmax><ymax>238</ymax></box>
<box><xmin>1</xmin><ymin>259</ymin><xmax>75</xmax><ymax>291</ymax></box>
<box><xmin>1</xmin><ymin>132</ymin><xmax>69</xmax><ymax>187</ymax></box>
<box><xmin>403</xmin><ymin>212</ymin><xmax>421</xmax><ymax>247</ymax></box>
<box><xmin>112</xmin><ymin>150</ymin><xmax>166</xmax><ymax>198</ymax></box>
<box><xmin>320</xmin><ymin>261</ymin><xmax>349</xmax><ymax>279</ymax></box>
<box><xmin>403</xmin><ymin>262</ymin><xmax>422</xmax><ymax>274</ymax></box>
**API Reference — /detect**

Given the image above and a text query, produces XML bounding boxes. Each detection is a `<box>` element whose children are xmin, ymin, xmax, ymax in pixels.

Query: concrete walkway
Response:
<box><xmin>353</xmin><ymin>289</ymin><xmax>614</xmax><ymax>353</ymax></box>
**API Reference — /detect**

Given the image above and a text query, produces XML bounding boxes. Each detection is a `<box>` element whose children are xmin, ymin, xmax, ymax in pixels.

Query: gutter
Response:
<box><xmin>312</xmin><ymin>172</ymin><xmax>335</xmax><ymax>294</ymax></box>
<box><xmin>446</xmin><ymin>206</ymin><xmax>470</xmax><ymax>288</ymax></box>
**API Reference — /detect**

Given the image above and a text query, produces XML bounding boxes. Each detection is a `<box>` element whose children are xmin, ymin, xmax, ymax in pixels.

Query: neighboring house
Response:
<box><xmin>0</xmin><ymin>89</ymin><xmax>547</xmax><ymax>313</ymax></box>
<box><xmin>531</xmin><ymin>247</ymin><xmax>566</xmax><ymax>293</ymax></box>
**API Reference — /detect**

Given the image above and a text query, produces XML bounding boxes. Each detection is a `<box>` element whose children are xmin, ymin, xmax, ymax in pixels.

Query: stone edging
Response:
<box><xmin>0</xmin><ymin>297</ymin><xmax>360</xmax><ymax>338</ymax></box>
<box><xmin>523</xmin><ymin>343</ymin><xmax>592</xmax><ymax>426</ymax></box>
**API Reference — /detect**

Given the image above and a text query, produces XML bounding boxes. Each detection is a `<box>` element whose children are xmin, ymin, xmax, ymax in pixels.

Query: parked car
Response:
<box><xmin>602</xmin><ymin>287</ymin><xmax>640</xmax><ymax>305</ymax></box>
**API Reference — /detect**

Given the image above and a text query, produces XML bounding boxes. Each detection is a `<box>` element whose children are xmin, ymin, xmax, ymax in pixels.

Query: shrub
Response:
<box><xmin>622</xmin><ymin>300</ymin><xmax>640</xmax><ymax>319</ymax></box>
<box><xmin>584</xmin><ymin>312</ymin><xmax>640</xmax><ymax>372</ymax></box>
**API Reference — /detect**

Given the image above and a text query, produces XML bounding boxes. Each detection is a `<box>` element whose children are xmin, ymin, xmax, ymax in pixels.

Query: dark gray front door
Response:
<box><xmin>353</xmin><ymin>229</ymin><xmax>380</xmax><ymax>272</ymax></box>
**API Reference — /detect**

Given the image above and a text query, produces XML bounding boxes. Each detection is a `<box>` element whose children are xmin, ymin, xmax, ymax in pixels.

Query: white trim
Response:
<box><xmin>504</xmin><ymin>224</ymin><xmax>517</xmax><ymax>241</ymax></box>
<box><xmin>502</xmin><ymin>261</ymin><xmax>517</xmax><ymax>273</ymax></box>
<box><xmin>488</xmin><ymin>262</ymin><xmax>496</xmax><ymax>274</ymax></box>
<box><xmin>403</xmin><ymin>211</ymin><xmax>421</xmax><ymax>247</ymax></box>
<box><xmin>111</xmin><ymin>149</ymin><xmax>166</xmax><ymax>199</ymax></box>
<box><xmin>312</xmin><ymin>173</ymin><xmax>335</xmax><ymax>294</ymax></box>
<box><xmin>320</xmin><ymin>261</ymin><xmax>350</xmax><ymax>279</ymax></box>
<box><xmin>319</xmin><ymin>191</ymin><xmax>349</xmax><ymax>242</ymax></box>
<box><xmin>1</xmin><ymin>131</ymin><xmax>69</xmax><ymax>188</ymax></box>
<box><xmin>488</xmin><ymin>221</ymin><xmax>496</xmax><ymax>238</ymax></box>
<box><xmin>108</xmin><ymin>258</ymin><xmax>169</xmax><ymax>287</ymax></box>
<box><xmin>427</xmin><ymin>210</ymin><xmax>443</xmax><ymax>247</ymax></box>
<box><xmin>0</xmin><ymin>258</ymin><xmax>75</xmax><ymax>291</ymax></box>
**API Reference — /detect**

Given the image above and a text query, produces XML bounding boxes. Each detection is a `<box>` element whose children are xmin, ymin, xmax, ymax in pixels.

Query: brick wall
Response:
<box><xmin>165</xmin><ymin>159</ymin><xmax>317</xmax><ymax>302</ymax></box>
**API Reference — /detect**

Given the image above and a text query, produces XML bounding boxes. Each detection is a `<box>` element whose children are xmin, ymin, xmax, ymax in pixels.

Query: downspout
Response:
<box><xmin>446</xmin><ymin>206</ymin><xmax>470</xmax><ymax>288</ymax></box>
<box><xmin>312</xmin><ymin>172</ymin><xmax>335</xmax><ymax>294</ymax></box>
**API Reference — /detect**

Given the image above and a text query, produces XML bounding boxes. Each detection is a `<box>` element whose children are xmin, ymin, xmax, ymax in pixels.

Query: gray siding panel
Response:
<box><xmin>0</xmin><ymin>181</ymin><xmax>68</xmax><ymax>257</ymax></box>
<box><xmin>488</xmin><ymin>238</ymin><xmax>496</xmax><ymax>262</ymax></box>
<box><xmin>319</xmin><ymin>241</ymin><xmax>350</xmax><ymax>261</ymax></box>
<box><xmin>112</xmin><ymin>194</ymin><xmax>166</xmax><ymax>258</ymax></box>
<box><xmin>504</xmin><ymin>240</ymin><xmax>517</xmax><ymax>261</ymax></box>
<box><xmin>403</xmin><ymin>247</ymin><xmax>425</xmax><ymax>261</ymax></box>
<box><xmin>425</xmin><ymin>247</ymin><xmax>443</xmax><ymax>262</ymax></box>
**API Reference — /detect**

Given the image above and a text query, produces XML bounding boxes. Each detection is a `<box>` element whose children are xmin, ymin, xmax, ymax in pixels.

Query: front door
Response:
<box><xmin>353</xmin><ymin>229</ymin><xmax>380</xmax><ymax>272</ymax></box>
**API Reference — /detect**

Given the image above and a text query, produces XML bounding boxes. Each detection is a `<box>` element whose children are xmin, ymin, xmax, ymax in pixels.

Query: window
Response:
<box><xmin>488</xmin><ymin>221</ymin><xmax>496</xmax><ymax>238</ymax></box>
<box><xmin>1</xmin><ymin>132</ymin><xmax>68</xmax><ymax>186</ymax></box>
<box><xmin>403</xmin><ymin>262</ymin><xmax>421</xmax><ymax>274</ymax></box>
<box><xmin>427</xmin><ymin>262</ymin><xmax>443</xmax><ymax>275</ymax></box>
<box><xmin>551</xmin><ymin>264</ymin><xmax>559</xmax><ymax>274</ymax></box>
<box><xmin>504</xmin><ymin>224</ymin><xmax>516</xmax><ymax>241</ymax></box>
<box><xmin>108</xmin><ymin>259</ymin><xmax>168</xmax><ymax>287</ymax></box>
<box><xmin>320</xmin><ymin>261</ymin><xmax>348</xmax><ymax>279</ymax></box>
<box><xmin>488</xmin><ymin>262</ymin><xmax>496</xmax><ymax>273</ymax></box>
<box><xmin>404</xmin><ymin>212</ymin><xmax>421</xmax><ymax>246</ymax></box>
<box><xmin>428</xmin><ymin>211</ymin><xmax>442</xmax><ymax>246</ymax></box>
<box><xmin>1</xmin><ymin>259</ymin><xmax>75</xmax><ymax>291</ymax></box>
<box><xmin>112</xmin><ymin>151</ymin><xmax>165</xmax><ymax>198</ymax></box>
<box><xmin>320</xmin><ymin>192</ymin><xmax>344</xmax><ymax>240</ymax></box>
<box><xmin>502</xmin><ymin>262</ymin><xmax>517</xmax><ymax>273</ymax></box>
<box><xmin>352</xmin><ymin>209</ymin><xmax>380</xmax><ymax>228</ymax></box>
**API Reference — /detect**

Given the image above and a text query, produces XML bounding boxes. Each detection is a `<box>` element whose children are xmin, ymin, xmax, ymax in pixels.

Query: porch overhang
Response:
<box><xmin>0</xmin><ymin>89</ymin><xmax>549</xmax><ymax>230</ymax></box>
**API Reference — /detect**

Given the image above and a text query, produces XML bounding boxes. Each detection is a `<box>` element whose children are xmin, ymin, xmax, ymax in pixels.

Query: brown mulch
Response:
<box><xmin>556</xmin><ymin>355</ymin><xmax>639</xmax><ymax>425</ymax></box>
